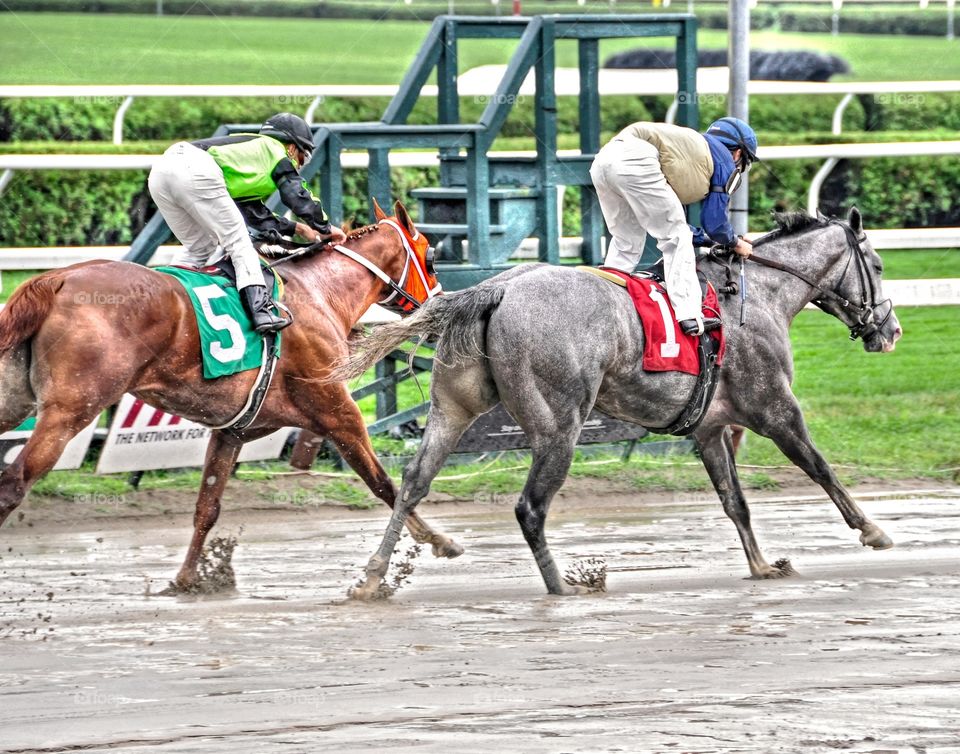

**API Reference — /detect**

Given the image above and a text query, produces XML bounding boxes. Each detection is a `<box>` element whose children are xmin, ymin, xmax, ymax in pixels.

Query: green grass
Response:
<box><xmin>738</xmin><ymin>305</ymin><xmax>959</xmax><ymax>481</ymax></box>
<box><xmin>2</xmin><ymin>13</ymin><xmax>960</xmax><ymax>84</ymax></box>
<box><xmin>879</xmin><ymin>249</ymin><xmax>960</xmax><ymax>279</ymax></box>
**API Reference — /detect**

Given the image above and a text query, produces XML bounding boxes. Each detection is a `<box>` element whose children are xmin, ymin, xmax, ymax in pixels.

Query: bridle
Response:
<box><xmin>365</xmin><ymin>218</ymin><xmax>441</xmax><ymax>312</ymax></box>
<box><xmin>266</xmin><ymin>219</ymin><xmax>440</xmax><ymax>313</ymax></box>
<box><xmin>745</xmin><ymin>220</ymin><xmax>893</xmax><ymax>342</ymax></box>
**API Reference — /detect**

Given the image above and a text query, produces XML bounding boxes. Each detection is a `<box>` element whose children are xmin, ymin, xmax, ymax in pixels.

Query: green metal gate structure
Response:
<box><xmin>125</xmin><ymin>13</ymin><xmax>700</xmax><ymax>438</ymax></box>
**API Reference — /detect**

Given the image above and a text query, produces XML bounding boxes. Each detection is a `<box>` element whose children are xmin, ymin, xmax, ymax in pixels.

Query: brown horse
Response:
<box><xmin>0</xmin><ymin>200</ymin><xmax>462</xmax><ymax>589</ymax></box>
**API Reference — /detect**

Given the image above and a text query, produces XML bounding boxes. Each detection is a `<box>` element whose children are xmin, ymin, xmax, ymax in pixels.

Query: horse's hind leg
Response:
<box><xmin>695</xmin><ymin>425</ymin><xmax>796</xmax><ymax>579</ymax></box>
<box><xmin>0</xmin><ymin>344</ymin><xmax>36</xmax><ymax>436</ymax></box>
<box><xmin>350</xmin><ymin>379</ymin><xmax>489</xmax><ymax>600</ymax></box>
<box><xmin>0</xmin><ymin>404</ymin><xmax>97</xmax><ymax>527</ymax></box>
<box><xmin>514</xmin><ymin>427</ymin><xmax>589</xmax><ymax>595</ymax></box>
<box><xmin>762</xmin><ymin>397</ymin><xmax>893</xmax><ymax>550</ymax></box>
<box><xmin>171</xmin><ymin>430</ymin><xmax>243</xmax><ymax>591</ymax></box>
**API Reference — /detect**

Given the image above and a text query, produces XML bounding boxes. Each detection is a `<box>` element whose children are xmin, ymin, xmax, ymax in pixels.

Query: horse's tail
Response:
<box><xmin>0</xmin><ymin>272</ymin><xmax>64</xmax><ymax>353</ymax></box>
<box><xmin>333</xmin><ymin>284</ymin><xmax>507</xmax><ymax>381</ymax></box>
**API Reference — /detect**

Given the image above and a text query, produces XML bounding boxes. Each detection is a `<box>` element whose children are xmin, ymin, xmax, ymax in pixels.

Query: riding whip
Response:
<box><xmin>739</xmin><ymin>258</ymin><xmax>747</xmax><ymax>326</ymax></box>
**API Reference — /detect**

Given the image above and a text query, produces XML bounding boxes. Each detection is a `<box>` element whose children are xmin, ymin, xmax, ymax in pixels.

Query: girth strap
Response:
<box><xmin>210</xmin><ymin>331</ymin><xmax>280</xmax><ymax>433</ymax></box>
<box><xmin>653</xmin><ymin>332</ymin><xmax>722</xmax><ymax>436</ymax></box>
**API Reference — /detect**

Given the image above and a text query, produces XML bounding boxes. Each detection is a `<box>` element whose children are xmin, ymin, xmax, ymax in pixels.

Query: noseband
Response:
<box><xmin>746</xmin><ymin>220</ymin><xmax>893</xmax><ymax>342</ymax></box>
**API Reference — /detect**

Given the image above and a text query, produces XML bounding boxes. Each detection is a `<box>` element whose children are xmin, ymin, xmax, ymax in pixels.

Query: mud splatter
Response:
<box><xmin>358</xmin><ymin>542</ymin><xmax>423</xmax><ymax>600</ymax></box>
<box><xmin>158</xmin><ymin>532</ymin><xmax>241</xmax><ymax>596</ymax></box>
<box><xmin>564</xmin><ymin>557</ymin><xmax>608</xmax><ymax>592</ymax></box>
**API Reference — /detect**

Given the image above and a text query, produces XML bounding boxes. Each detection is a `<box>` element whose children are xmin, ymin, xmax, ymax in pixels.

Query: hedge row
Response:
<box><xmin>5</xmin><ymin>91</ymin><xmax>960</xmax><ymax>143</ymax></box>
<box><xmin>1</xmin><ymin>3</ymin><xmax>955</xmax><ymax>36</ymax></box>
<box><xmin>3</xmin><ymin>155</ymin><xmax>958</xmax><ymax>249</ymax></box>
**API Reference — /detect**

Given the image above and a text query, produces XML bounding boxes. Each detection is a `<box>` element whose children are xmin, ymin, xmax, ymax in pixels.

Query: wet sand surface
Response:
<box><xmin>1</xmin><ymin>489</ymin><xmax>959</xmax><ymax>753</ymax></box>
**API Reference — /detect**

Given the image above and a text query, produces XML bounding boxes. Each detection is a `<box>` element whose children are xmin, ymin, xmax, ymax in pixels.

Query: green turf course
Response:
<box><xmin>740</xmin><ymin>304</ymin><xmax>959</xmax><ymax>481</ymax></box>
<box><xmin>2</xmin><ymin>12</ymin><xmax>960</xmax><ymax>84</ymax></box>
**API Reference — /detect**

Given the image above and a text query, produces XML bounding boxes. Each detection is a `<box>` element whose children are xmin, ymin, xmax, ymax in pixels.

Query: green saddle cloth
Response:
<box><xmin>157</xmin><ymin>265</ymin><xmax>280</xmax><ymax>379</ymax></box>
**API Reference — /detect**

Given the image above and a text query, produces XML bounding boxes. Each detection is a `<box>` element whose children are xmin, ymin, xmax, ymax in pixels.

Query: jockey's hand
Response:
<box><xmin>295</xmin><ymin>223</ymin><xmax>324</xmax><ymax>243</ymax></box>
<box><xmin>733</xmin><ymin>237</ymin><xmax>753</xmax><ymax>258</ymax></box>
<box><xmin>325</xmin><ymin>226</ymin><xmax>347</xmax><ymax>245</ymax></box>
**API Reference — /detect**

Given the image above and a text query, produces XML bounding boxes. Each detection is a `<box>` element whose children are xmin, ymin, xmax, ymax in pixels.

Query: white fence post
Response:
<box><xmin>112</xmin><ymin>96</ymin><xmax>135</xmax><ymax>146</ymax></box>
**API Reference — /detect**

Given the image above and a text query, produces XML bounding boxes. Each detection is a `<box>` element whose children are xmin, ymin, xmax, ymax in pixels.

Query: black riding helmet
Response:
<box><xmin>260</xmin><ymin>112</ymin><xmax>315</xmax><ymax>164</ymax></box>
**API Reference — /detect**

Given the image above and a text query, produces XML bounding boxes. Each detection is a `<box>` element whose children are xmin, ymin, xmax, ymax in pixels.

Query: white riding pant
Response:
<box><xmin>148</xmin><ymin>142</ymin><xmax>263</xmax><ymax>290</ymax></box>
<box><xmin>590</xmin><ymin>138</ymin><xmax>702</xmax><ymax>322</ymax></box>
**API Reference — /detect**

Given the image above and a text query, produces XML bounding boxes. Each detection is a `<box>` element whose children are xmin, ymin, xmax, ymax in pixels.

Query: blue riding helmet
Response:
<box><xmin>705</xmin><ymin>117</ymin><xmax>759</xmax><ymax>164</ymax></box>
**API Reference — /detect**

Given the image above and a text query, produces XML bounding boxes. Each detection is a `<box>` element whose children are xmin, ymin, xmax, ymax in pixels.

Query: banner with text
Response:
<box><xmin>96</xmin><ymin>395</ymin><xmax>290</xmax><ymax>474</ymax></box>
<box><xmin>0</xmin><ymin>417</ymin><xmax>97</xmax><ymax>471</ymax></box>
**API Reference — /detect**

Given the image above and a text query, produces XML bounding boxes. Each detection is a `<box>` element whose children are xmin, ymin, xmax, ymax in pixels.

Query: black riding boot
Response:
<box><xmin>241</xmin><ymin>284</ymin><xmax>289</xmax><ymax>334</ymax></box>
<box><xmin>679</xmin><ymin>317</ymin><xmax>723</xmax><ymax>336</ymax></box>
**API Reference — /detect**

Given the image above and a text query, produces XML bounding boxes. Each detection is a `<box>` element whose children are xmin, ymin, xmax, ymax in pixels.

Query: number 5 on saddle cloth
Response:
<box><xmin>155</xmin><ymin>260</ymin><xmax>283</xmax><ymax>432</ymax></box>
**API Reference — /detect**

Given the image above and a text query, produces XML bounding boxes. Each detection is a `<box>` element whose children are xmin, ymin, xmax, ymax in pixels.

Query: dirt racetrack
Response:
<box><xmin>1</xmin><ymin>481</ymin><xmax>959</xmax><ymax>753</ymax></box>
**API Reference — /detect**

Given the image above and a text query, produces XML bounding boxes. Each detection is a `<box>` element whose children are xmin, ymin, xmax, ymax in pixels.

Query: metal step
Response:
<box><xmin>417</xmin><ymin>223</ymin><xmax>507</xmax><ymax>236</ymax></box>
<box><xmin>411</xmin><ymin>186</ymin><xmax>540</xmax><ymax>200</ymax></box>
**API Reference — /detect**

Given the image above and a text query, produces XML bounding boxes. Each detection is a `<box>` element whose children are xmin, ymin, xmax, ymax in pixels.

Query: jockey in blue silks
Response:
<box><xmin>590</xmin><ymin>116</ymin><xmax>758</xmax><ymax>336</ymax></box>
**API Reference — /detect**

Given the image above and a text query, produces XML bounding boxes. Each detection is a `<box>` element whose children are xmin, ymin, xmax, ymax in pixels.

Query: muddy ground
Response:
<box><xmin>1</xmin><ymin>476</ymin><xmax>959</xmax><ymax>753</ymax></box>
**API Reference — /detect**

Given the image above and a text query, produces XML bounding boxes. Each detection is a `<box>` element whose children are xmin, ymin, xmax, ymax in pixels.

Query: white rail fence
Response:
<box><xmin>1</xmin><ymin>238</ymin><xmax>957</xmax><ymax>308</ymax></box>
<box><xmin>3</xmin><ymin>75</ymin><xmax>960</xmax><ymax>144</ymax></box>
<box><xmin>3</xmin><ymin>140</ymin><xmax>960</xmax><ymax>229</ymax></box>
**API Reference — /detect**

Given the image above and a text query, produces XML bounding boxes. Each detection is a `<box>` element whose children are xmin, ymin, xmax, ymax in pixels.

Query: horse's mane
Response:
<box><xmin>257</xmin><ymin>224</ymin><xmax>380</xmax><ymax>260</ymax></box>
<box><xmin>751</xmin><ymin>211</ymin><xmax>831</xmax><ymax>248</ymax></box>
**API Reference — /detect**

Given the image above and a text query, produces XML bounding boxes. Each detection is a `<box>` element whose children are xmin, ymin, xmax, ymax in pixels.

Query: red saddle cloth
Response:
<box><xmin>600</xmin><ymin>268</ymin><xmax>726</xmax><ymax>376</ymax></box>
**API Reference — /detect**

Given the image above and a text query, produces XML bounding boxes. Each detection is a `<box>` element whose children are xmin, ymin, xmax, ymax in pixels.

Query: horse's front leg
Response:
<box><xmin>172</xmin><ymin>430</ymin><xmax>243</xmax><ymax>591</ymax></box>
<box><xmin>760</xmin><ymin>396</ymin><xmax>893</xmax><ymax>550</ymax></box>
<box><xmin>350</xmin><ymin>393</ymin><xmax>481</xmax><ymax>600</ymax></box>
<box><xmin>310</xmin><ymin>385</ymin><xmax>463</xmax><ymax>561</ymax></box>
<box><xmin>694</xmin><ymin>425</ymin><xmax>796</xmax><ymax>579</ymax></box>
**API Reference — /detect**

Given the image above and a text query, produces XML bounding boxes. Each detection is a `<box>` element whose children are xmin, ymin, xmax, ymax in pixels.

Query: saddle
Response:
<box><xmin>577</xmin><ymin>265</ymin><xmax>725</xmax><ymax>436</ymax></box>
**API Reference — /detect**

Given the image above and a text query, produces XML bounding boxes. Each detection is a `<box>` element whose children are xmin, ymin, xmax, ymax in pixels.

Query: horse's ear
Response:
<box><xmin>848</xmin><ymin>206</ymin><xmax>863</xmax><ymax>234</ymax></box>
<box><xmin>371</xmin><ymin>197</ymin><xmax>388</xmax><ymax>221</ymax></box>
<box><xmin>394</xmin><ymin>200</ymin><xmax>416</xmax><ymax>237</ymax></box>
<box><xmin>816</xmin><ymin>209</ymin><xmax>829</xmax><ymax>223</ymax></box>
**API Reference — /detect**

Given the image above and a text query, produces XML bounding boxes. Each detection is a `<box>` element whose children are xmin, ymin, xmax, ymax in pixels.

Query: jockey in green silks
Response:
<box><xmin>149</xmin><ymin>112</ymin><xmax>346</xmax><ymax>333</ymax></box>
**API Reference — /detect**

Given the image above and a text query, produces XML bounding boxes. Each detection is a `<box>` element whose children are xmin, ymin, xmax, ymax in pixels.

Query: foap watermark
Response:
<box><xmin>472</xmin><ymin>490</ymin><xmax>514</xmax><ymax>506</ymax></box>
<box><xmin>72</xmin><ymin>492</ymin><xmax>127</xmax><ymax>508</ymax></box>
<box><xmin>676</xmin><ymin>91</ymin><xmax>727</xmax><ymax>108</ymax></box>
<box><xmin>873</xmin><ymin>92</ymin><xmax>926</xmax><ymax>108</ymax></box>
<box><xmin>272</xmin><ymin>489</ymin><xmax>327</xmax><ymax>508</ymax></box>
<box><xmin>73</xmin><ymin>690</ymin><xmax>127</xmax><ymax>708</ymax></box>
<box><xmin>272</xmin><ymin>94</ymin><xmax>317</xmax><ymax>108</ymax></box>
<box><xmin>73</xmin><ymin>291</ymin><xmax>128</xmax><ymax>306</ymax></box>
<box><xmin>271</xmin><ymin>690</ymin><xmax>328</xmax><ymax>709</ymax></box>
<box><xmin>473</xmin><ymin>93</ymin><xmax>526</xmax><ymax>107</ymax></box>
<box><xmin>71</xmin><ymin>95</ymin><xmax>127</xmax><ymax>107</ymax></box>
<box><xmin>73</xmin><ymin>289</ymin><xmax>158</xmax><ymax>307</ymax></box>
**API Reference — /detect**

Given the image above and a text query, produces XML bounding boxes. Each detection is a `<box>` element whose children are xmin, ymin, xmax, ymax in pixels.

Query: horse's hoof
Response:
<box><xmin>348</xmin><ymin>580</ymin><xmax>387</xmax><ymax>601</ymax></box>
<box><xmin>432</xmin><ymin>537</ymin><xmax>464</xmax><ymax>559</ymax></box>
<box><xmin>860</xmin><ymin>525</ymin><xmax>894</xmax><ymax>550</ymax></box>
<box><xmin>750</xmin><ymin>558</ymin><xmax>798</xmax><ymax>579</ymax></box>
<box><xmin>549</xmin><ymin>583</ymin><xmax>596</xmax><ymax>596</ymax></box>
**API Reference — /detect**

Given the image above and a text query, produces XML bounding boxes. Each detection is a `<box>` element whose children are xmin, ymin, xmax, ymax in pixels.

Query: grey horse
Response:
<box><xmin>340</xmin><ymin>209</ymin><xmax>903</xmax><ymax>598</ymax></box>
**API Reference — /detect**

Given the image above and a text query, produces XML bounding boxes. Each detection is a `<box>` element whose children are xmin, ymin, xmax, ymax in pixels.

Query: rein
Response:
<box><xmin>739</xmin><ymin>220</ymin><xmax>891</xmax><ymax>341</ymax></box>
<box><xmin>263</xmin><ymin>219</ymin><xmax>439</xmax><ymax>312</ymax></box>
